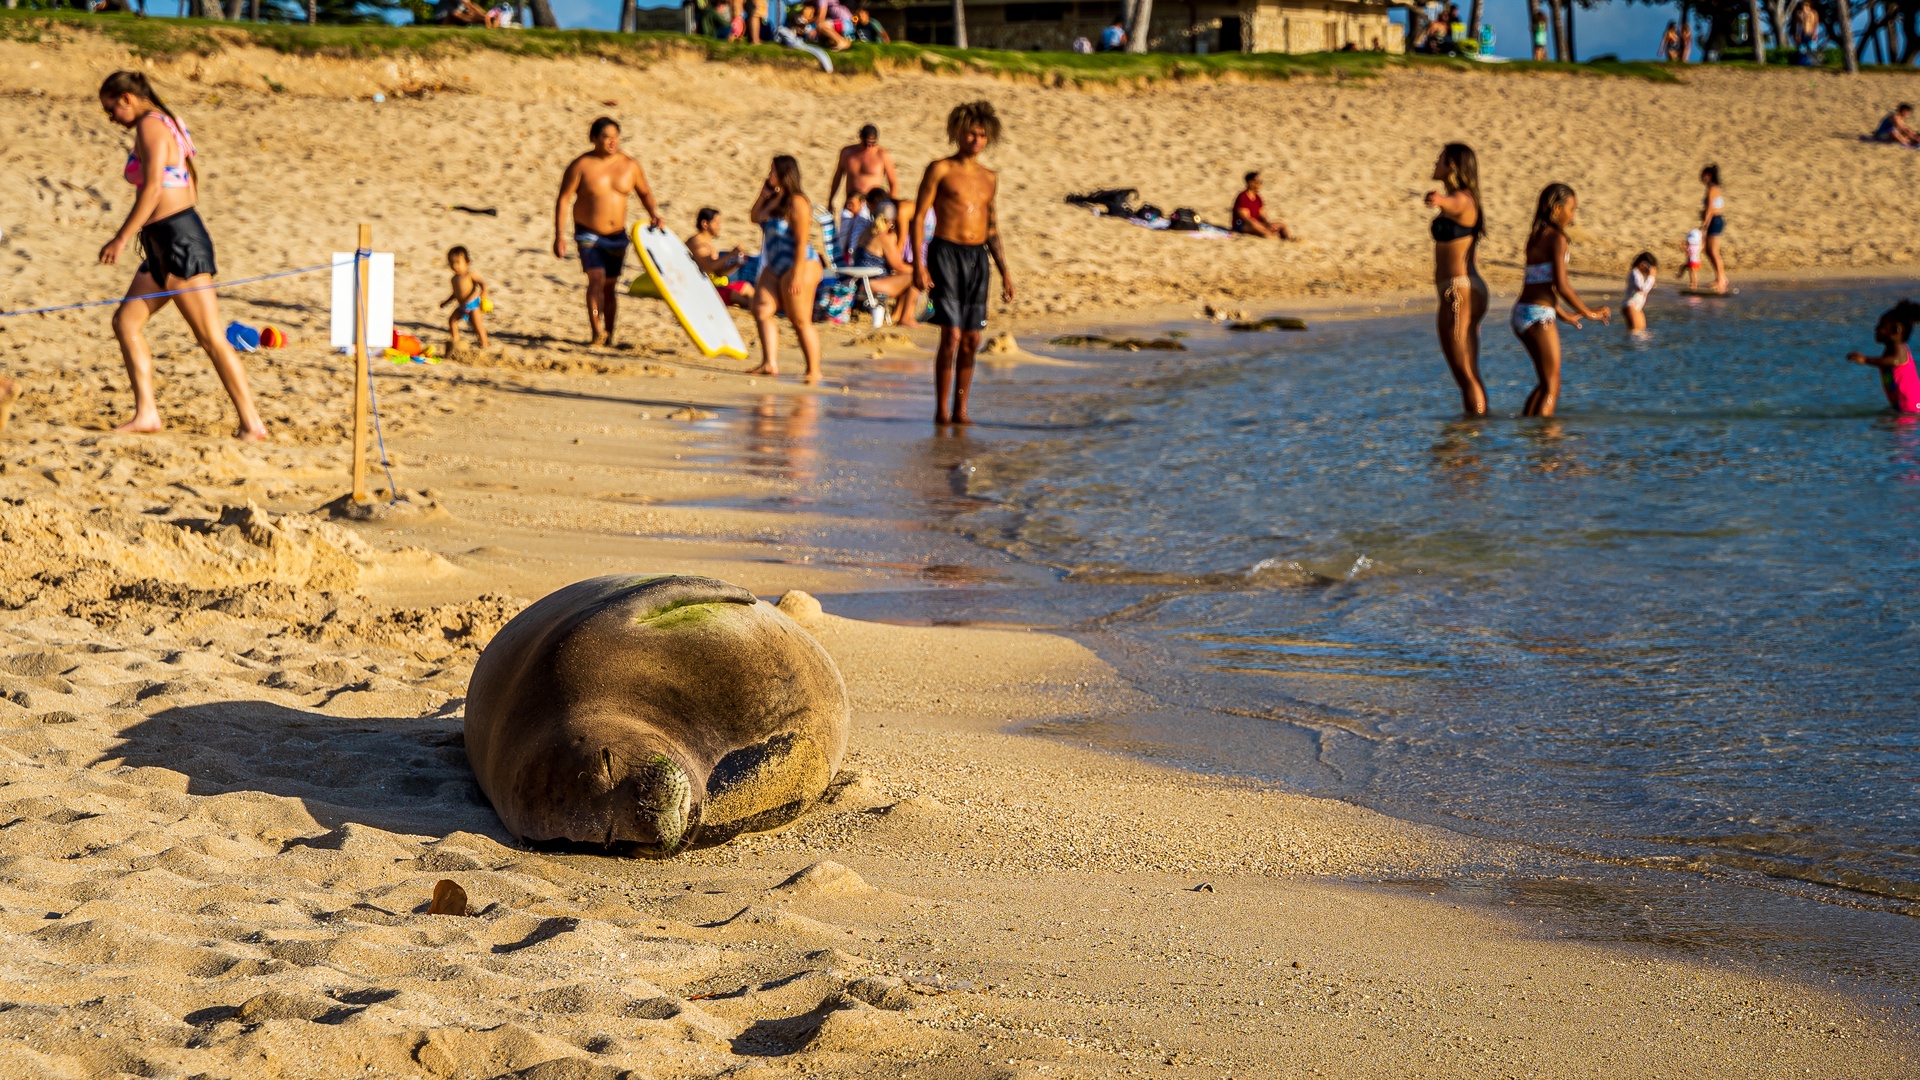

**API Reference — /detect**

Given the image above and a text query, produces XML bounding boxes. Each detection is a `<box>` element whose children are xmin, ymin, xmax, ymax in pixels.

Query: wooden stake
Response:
<box><xmin>352</xmin><ymin>223</ymin><xmax>371</xmax><ymax>503</ymax></box>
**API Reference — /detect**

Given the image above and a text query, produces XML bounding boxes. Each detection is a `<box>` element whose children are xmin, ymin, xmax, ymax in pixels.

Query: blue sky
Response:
<box><xmin>558</xmin><ymin>0</ymin><xmax>1684</xmax><ymax>60</ymax></box>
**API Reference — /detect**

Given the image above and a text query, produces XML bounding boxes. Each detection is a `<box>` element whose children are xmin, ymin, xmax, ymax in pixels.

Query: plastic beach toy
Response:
<box><xmin>225</xmin><ymin>321</ymin><xmax>262</xmax><ymax>353</ymax></box>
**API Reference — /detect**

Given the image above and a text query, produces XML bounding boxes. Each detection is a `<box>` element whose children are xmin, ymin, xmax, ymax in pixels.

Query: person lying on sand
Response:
<box><xmin>909</xmin><ymin>100</ymin><xmax>1015</xmax><ymax>426</ymax></box>
<box><xmin>554</xmin><ymin>116</ymin><xmax>661</xmax><ymax>348</ymax></box>
<box><xmin>440</xmin><ymin>245</ymin><xmax>489</xmax><ymax>352</ymax></box>
<box><xmin>1873</xmin><ymin>103</ymin><xmax>1920</xmax><ymax>147</ymax></box>
<box><xmin>687</xmin><ymin>207</ymin><xmax>756</xmax><ymax>310</ymax></box>
<box><xmin>1231</xmin><ymin>171</ymin><xmax>1292</xmax><ymax>240</ymax></box>
<box><xmin>1845</xmin><ymin>299</ymin><xmax>1920</xmax><ymax>414</ymax></box>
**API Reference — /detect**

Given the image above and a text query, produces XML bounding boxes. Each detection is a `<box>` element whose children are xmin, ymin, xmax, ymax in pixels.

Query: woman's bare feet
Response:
<box><xmin>746</xmin><ymin>364</ymin><xmax>778</xmax><ymax>376</ymax></box>
<box><xmin>236</xmin><ymin>425</ymin><xmax>269</xmax><ymax>443</ymax></box>
<box><xmin>114</xmin><ymin>413</ymin><xmax>163</xmax><ymax>435</ymax></box>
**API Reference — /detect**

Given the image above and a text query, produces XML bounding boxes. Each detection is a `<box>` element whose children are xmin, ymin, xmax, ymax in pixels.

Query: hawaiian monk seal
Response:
<box><xmin>464</xmin><ymin>575</ymin><xmax>849</xmax><ymax>856</ymax></box>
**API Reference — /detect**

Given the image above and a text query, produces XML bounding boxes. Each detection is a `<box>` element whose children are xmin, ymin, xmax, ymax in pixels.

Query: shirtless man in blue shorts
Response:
<box><xmin>555</xmin><ymin>117</ymin><xmax>662</xmax><ymax>347</ymax></box>
<box><xmin>908</xmin><ymin>101</ymin><xmax>1015</xmax><ymax>425</ymax></box>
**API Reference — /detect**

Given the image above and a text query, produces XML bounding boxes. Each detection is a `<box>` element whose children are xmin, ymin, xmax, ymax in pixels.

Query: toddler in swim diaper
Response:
<box><xmin>1683</xmin><ymin>229</ymin><xmax>1703</xmax><ymax>289</ymax></box>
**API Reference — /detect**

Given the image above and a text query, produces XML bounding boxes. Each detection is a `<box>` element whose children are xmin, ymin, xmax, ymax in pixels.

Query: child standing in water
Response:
<box><xmin>1511</xmin><ymin>183</ymin><xmax>1609</xmax><ymax>417</ymax></box>
<box><xmin>1845</xmin><ymin>299</ymin><xmax>1920</xmax><ymax>414</ymax></box>
<box><xmin>1623</xmin><ymin>251</ymin><xmax>1657</xmax><ymax>331</ymax></box>
<box><xmin>909</xmin><ymin>100</ymin><xmax>1015</xmax><ymax>426</ymax></box>
<box><xmin>1683</xmin><ymin>229</ymin><xmax>1703</xmax><ymax>290</ymax></box>
<box><xmin>440</xmin><ymin>245</ymin><xmax>490</xmax><ymax>353</ymax></box>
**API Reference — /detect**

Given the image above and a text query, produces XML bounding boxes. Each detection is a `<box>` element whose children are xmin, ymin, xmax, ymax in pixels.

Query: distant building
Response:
<box><xmin>872</xmin><ymin>0</ymin><xmax>1404</xmax><ymax>54</ymax></box>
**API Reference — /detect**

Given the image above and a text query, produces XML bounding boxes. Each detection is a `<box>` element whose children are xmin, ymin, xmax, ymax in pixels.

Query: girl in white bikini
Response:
<box><xmin>1424</xmin><ymin>143</ymin><xmax>1489</xmax><ymax>415</ymax></box>
<box><xmin>1512</xmin><ymin>183</ymin><xmax>1609</xmax><ymax>418</ymax></box>
<box><xmin>97</xmin><ymin>70</ymin><xmax>267</xmax><ymax>441</ymax></box>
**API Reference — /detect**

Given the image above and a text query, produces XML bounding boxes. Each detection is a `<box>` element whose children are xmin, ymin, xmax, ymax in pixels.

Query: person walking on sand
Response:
<box><xmin>96</xmin><ymin>71</ymin><xmax>267</xmax><ymax>442</ymax></box>
<box><xmin>829</xmin><ymin>124</ymin><xmax>899</xmax><ymax>213</ymax></box>
<box><xmin>1698</xmin><ymin>164</ymin><xmax>1729</xmax><ymax>294</ymax></box>
<box><xmin>747</xmin><ymin>155</ymin><xmax>827</xmax><ymax>383</ymax></box>
<box><xmin>909</xmin><ymin>101</ymin><xmax>1015</xmax><ymax>426</ymax></box>
<box><xmin>1512</xmin><ymin>183</ymin><xmax>1610</xmax><ymax>417</ymax></box>
<box><xmin>1659</xmin><ymin>21</ymin><xmax>1680</xmax><ymax>61</ymax></box>
<box><xmin>1232</xmin><ymin>172</ymin><xmax>1292</xmax><ymax>240</ymax></box>
<box><xmin>440</xmin><ymin>245</ymin><xmax>489</xmax><ymax>353</ymax></box>
<box><xmin>1424</xmin><ymin>143</ymin><xmax>1488</xmax><ymax>415</ymax></box>
<box><xmin>554</xmin><ymin>117</ymin><xmax>662</xmax><ymax>348</ymax></box>
<box><xmin>1844</xmin><ymin>299</ymin><xmax>1920</xmax><ymax>414</ymax></box>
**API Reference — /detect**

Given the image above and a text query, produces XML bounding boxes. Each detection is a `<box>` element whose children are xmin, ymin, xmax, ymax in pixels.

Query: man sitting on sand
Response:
<box><xmin>554</xmin><ymin>117</ymin><xmax>662</xmax><ymax>348</ymax></box>
<box><xmin>909</xmin><ymin>101</ymin><xmax>1015</xmax><ymax>426</ymax></box>
<box><xmin>830</xmin><ymin>124</ymin><xmax>899</xmax><ymax>212</ymax></box>
<box><xmin>1874</xmin><ymin>103</ymin><xmax>1920</xmax><ymax>147</ymax></box>
<box><xmin>687</xmin><ymin>207</ymin><xmax>756</xmax><ymax>310</ymax></box>
<box><xmin>1231</xmin><ymin>171</ymin><xmax>1292</xmax><ymax>240</ymax></box>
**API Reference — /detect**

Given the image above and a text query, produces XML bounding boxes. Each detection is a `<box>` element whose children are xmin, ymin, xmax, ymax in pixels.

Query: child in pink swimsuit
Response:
<box><xmin>1846</xmin><ymin>299</ymin><xmax>1920</xmax><ymax>414</ymax></box>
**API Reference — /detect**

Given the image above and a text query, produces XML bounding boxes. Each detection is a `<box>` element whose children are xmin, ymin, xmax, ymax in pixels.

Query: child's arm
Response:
<box><xmin>1847</xmin><ymin>344</ymin><xmax>1905</xmax><ymax>370</ymax></box>
<box><xmin>1551</xmin><ymin>237</ymin><xmax>1609</xmax><ymax>324</ymax></box>
<box><xmin>440</xmin><ymin>284</ymin><xmax>456</xmax><ymax>308</ymax></box>
<box><xmin>473</xmin><ymin>274</ymin><xmax>488</xmax><ymax>300</ymax></box>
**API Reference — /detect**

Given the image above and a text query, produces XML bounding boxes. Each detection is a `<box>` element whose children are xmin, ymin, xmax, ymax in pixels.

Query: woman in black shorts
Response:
<box><xmin>97</xmin><ymin>71</ymin><xmax>267</xmax><ymax>441</ymax></box>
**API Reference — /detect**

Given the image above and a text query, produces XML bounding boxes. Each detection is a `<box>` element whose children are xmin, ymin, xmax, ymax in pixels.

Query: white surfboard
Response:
<box><xmin>631</xmin><ymin>224</ymin><xmax>749</xmax><ymax>360</ymax></box>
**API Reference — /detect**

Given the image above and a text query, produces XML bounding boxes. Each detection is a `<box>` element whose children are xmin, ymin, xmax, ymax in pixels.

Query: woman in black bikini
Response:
<box><xmin>97</xmin><ymin>70</ymin><xmax>267</xmax><ymax>441</ymax></box>
<box><xmin>1424</xmin><ymin>143</ymin><xmax>1489</xmax><ymax>415</ymax></box>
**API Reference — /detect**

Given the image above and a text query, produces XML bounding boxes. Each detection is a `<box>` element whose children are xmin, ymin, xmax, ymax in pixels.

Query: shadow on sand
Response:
<box><xmin>105</xmin><ymin>699</ymin><xmax>509</xmax><ymax>842</ymax></box>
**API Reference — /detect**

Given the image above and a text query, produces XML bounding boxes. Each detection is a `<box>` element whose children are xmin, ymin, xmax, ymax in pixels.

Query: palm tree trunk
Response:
<box><xmin>306</xmin><ymin>0</ymin><xmax>316</xmax><ymax>23</ymax></box>
<box><xmin>224</xmin><ymin>0</ymin><xmax>243</xmax><ymax>18</ymax></box>
<box><xmin>1468</xmin><ymin>0</ymin><xmax>1484</xmax><ymax>47</ymax></box>
<box><xmin>1749</xmin><ymin>0</ymin><xmax>1766</xmax><ymax>59</ymax></box>
<box><xmin>1127</xmin><ymin>0</ymin><xmax>1152</xmax><ymax>51</ymax></box>
<box><xmin>619</xmin><ymin>0</ymin><xmax>637</xmax><ymax>31</ymax></box>
<box><xmin>1564</xmin><ymin>0</ymin><xmax>1576</xmax><ymax>59</ymax></box>
<box><xmin>1835</xmin><ymin>0</ymin><xmax>1860</xmax><ymax>70</ymax></box>
<box><xmin>952</xmin><ymin>0</ymin><xmax>968</xmax><ymax>47</ymax></box>
<box><xmin>528</xmin><ymin>0</ymin><xmax>559</xmax><ymax>27</ymax></box>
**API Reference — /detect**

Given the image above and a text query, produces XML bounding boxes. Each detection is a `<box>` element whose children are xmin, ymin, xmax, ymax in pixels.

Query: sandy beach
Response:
<box><xmin>2</xmin><ymin>28</ymin><xmax>1919</xmax><ymax>1078</ymax></box>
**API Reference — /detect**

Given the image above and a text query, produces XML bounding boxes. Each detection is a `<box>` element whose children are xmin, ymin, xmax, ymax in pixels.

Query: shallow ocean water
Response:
<box><xmin>690</xmin><ymin>283</ymin><xmax>1920</xmax><ymax>913</ymax></box>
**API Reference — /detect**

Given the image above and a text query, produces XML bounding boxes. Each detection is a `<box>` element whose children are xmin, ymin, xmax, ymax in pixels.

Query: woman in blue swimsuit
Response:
<box><xmin>748</xmin><ymin>155</ymin><xmax>825</xmax><ymax>382</ymax></box>
<box><xmin>1512</xmin><ymin>183</ymin><xmax>1609</xmax><ymax>417</ymax></box>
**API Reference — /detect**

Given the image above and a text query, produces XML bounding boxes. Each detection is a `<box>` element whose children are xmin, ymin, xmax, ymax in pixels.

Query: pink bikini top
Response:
<box><xmin>123</xmin><ymin>111</ymin><xmax>195</xmax><ymax>190</ymax></box>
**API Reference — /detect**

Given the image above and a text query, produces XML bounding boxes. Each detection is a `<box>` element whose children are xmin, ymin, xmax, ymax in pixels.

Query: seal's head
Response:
<box><xmin>465</xmin><ymin>575</ymin><xmax>848</xmax><ymax>857</ymax></box>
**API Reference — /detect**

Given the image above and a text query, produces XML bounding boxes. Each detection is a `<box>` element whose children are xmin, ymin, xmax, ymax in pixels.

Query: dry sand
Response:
<box><xmin>0</xmin><ymin>32</ymin><xmax>1917</xmax><ymax>1079</ymax></box>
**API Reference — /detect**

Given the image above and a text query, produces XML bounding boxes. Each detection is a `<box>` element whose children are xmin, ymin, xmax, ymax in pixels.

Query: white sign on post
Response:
<box><xmin>329</xmin><ymin>252</ymin><xmax>395</xmax><ymax>350</ymax></box>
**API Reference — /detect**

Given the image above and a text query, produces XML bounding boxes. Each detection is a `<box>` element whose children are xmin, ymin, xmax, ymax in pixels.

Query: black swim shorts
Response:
<box><xmin>137</xmin><ymin>207</ymin><xmax>218</xmax><ymax>283</ymax></box>
<box><xmin>575</xmin><ymin>228</ymin><xmax>630</xmax><ymax>277</ymax></box>
<box><xmin>927</xmin><ymin>237</ymin><xmax>990</xmax><ymax>331</ymax></box>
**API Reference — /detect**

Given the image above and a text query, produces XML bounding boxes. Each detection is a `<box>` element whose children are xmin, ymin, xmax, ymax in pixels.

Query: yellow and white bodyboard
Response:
<box><xmin>631</xmin><ymin>224</ymin><xmax>748</xmax><ymax>359</ymax></box>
